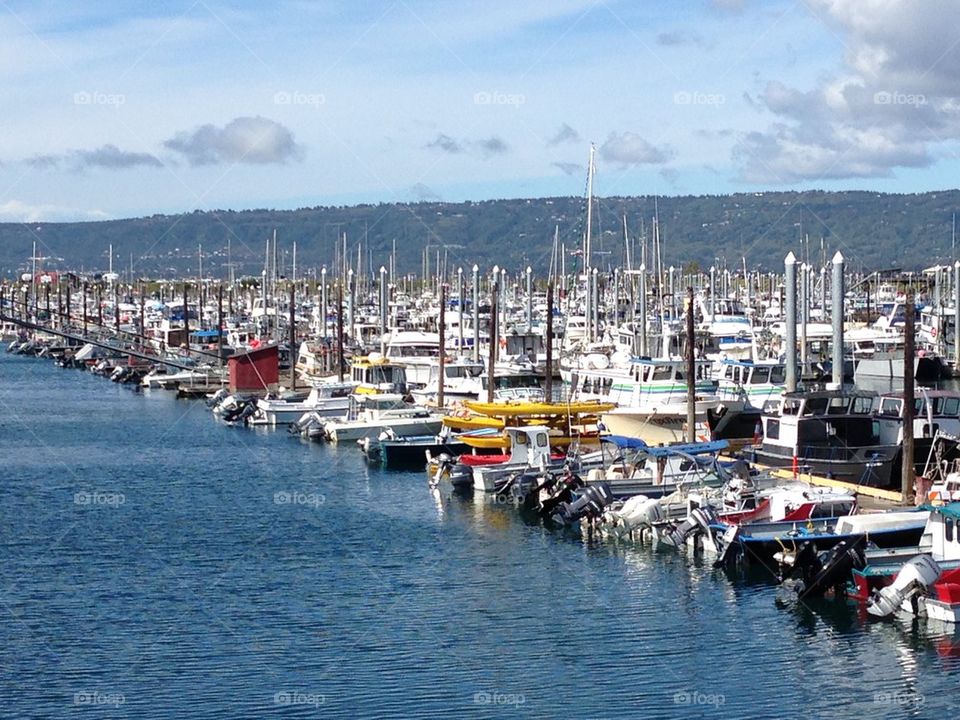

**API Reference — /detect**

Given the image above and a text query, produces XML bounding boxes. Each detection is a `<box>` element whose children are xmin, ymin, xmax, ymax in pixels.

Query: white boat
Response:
<box><xmin>323</xmin><ymin>393</ymin><xmax>443</xmax><ymax>443</ymax></box>
<box><xmin>572</xmin><ymin>357</ymin><xmax>720</xmax><ymax>444</ymax></box>
<box><xmin>410</xmin><ymin>359</ymin><xmax>485</xmax><ymax>405</ymax></box>
<box><xmin>251</xmin><ymin>382</ymin><xmax>355</xmax><ymax>425</ymax></box>
<box><xmin>384</xmin><ymin>330</ymin><xmax>440</xmax><ymax>388</ymax></box>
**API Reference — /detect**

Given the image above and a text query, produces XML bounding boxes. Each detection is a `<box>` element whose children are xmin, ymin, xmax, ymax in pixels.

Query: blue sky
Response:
<box><xmin>1</xmin><ymin>0</ymin><xmax>958</xmax><ymax>221</ymax></box>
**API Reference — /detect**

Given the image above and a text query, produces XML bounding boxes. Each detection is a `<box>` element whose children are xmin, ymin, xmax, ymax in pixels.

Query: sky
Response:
<box><xmin>2</xmin><ymin>0</ymin><xmax>960</xmax><ymax>222</ymax></box>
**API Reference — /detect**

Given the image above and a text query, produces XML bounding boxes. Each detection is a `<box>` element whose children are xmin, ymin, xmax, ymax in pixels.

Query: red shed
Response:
<box><xmin>228</xmin><ymin>344</ymin><xmax>279</xmax><ymax>394</ymax></box>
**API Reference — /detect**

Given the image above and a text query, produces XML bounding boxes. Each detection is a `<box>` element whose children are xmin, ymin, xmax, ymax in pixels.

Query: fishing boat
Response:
<box><xmin>322</xmin><ymin>393</ymin><xmax>442</xmax><ymax>443</ymax></box>
<box><xmin>570</xmin><ymin>357</ymin><xmax>720</xmax><ymax>445</ymax></box>
<box><xmin>749</xmin><ymin>389</ymin><xmax>901</xmax><ymax>487</ymax></box>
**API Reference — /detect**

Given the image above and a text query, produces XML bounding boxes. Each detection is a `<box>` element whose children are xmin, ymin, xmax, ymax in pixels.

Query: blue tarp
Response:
<box><xmin>190</xmin><ymin>329</ymin><xmax>224</xmax><ymax>338</ymax></box>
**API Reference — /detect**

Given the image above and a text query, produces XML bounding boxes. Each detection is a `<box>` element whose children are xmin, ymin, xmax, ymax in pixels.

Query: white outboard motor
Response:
<box><xmin>602</xmin><ymin>495</ymin><xmax>660</xmax><ymax>536</ymax></box>
<box><xmin>662</xmin><ymin>507</ymin><xmax>719</xmax><ymax>548</ymax></box>
<box><xmin>206</xmin><ymin>388</ymin><xmax>229</xmax><ymax>408</ymax></box>
<box><xmin>867</xmin><ymin>555</ymin><xmax>942</xmax><ymax>619</ymax></box>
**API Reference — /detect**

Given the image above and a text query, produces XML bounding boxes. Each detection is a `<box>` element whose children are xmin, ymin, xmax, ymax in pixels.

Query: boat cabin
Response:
<box><xmin>350</xmin><ymin>355</ymin><xmax>408</xmax><ymax>394</ymax></box>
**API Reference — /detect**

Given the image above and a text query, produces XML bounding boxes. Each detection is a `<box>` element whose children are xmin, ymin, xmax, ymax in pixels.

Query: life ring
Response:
<box><xmin>499</xmin><ymin>337</ymin><xmax>506</xmax><ymax>349</ymax></box>
<box><xmin>932</xmin><ymin>326</ymin><xmax>938</xmax><ymax>338</ymax></box>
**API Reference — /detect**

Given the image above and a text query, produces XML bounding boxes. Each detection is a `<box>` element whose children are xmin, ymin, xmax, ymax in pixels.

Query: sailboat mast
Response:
<box><xmin>584</xmin><ymin>143</ymin><xmax>595</xmax><ymax>272</ymax></box>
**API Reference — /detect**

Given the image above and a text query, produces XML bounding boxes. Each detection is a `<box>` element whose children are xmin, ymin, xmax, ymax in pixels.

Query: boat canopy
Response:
<box><xmin>601</xmin><ymin>436</ymin><xmax>729</xmax><ymax>456</ymax></box>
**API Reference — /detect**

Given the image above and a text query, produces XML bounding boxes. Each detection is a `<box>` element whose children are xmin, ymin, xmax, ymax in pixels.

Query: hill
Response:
<box><xmin>2</xmin><ymin>190</ymin><xmax>959</xmax><ymax>279</ymax></box>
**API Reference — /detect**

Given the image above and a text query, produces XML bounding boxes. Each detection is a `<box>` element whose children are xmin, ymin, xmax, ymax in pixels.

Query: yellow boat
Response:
<box><xmin>462</xmin><ymin>399</ymin><xmax>616</xmax><ymax>417</ymax></box>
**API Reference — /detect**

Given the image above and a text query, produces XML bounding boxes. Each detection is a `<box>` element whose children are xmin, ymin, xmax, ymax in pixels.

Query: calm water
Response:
<box><xmin>1</xmin><ymin>354</ymin><xmax>959</xmax><ymax>719</ymax></box>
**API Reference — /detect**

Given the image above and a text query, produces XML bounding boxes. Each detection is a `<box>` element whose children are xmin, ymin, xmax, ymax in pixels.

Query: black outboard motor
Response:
<box><xmin>538</xmin><ymin>467</ymin><xmax>584</xmax><ymax>518</ymax></box>
<box><xmin>784</xmin><ymin>536</ymin><xmax>867</xmax><ymax>601</ymax></box>
<box><xmin>550</xmin><ymin>482</ymin><xmax>614</xmax><ymax>525</ymax></box>
<box><xmin>662</xmin><ymin>507</ymin><xmax>720</xmax><ymax>548</ymax></box>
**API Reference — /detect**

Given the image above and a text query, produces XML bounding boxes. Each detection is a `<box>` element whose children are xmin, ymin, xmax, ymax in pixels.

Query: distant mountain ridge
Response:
<box><xmin>2</xmin><ymin>190</ymin><xmax>959</xmax><ymax>279</ymax></box>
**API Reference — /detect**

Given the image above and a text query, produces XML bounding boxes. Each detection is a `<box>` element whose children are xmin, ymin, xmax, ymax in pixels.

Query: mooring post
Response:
<box><xmin>217</xmin><ymin>284</ymin><xmax>224</xmax><ymax>368</ymax></box>
<box><xmin>289</xmin><ymin>282</ymin><xmax>297</xmax><ymax>390</ymax></box>
<box><xmin>438</xmin><ymin>283</ymin><xmax>446</xmax><ymax>409</ymax></box>
<box><xmin>545</xmin><ymin>281</ymin><xmax>554</xmax><ymax>402</ymax></box>
<box><xmin>902</xmin><ymin>292</ymin><xmax>916</xmax><ymax>503</ymax></box>
<box><xmin>831</xmin><ymin>252</ymin><xmax>844</xmax><ymax>388</ymax></box>
<box><xmin>488</xmin><ymin>279</ymin><xmax>498</xmax><ymax>404</ymax></box>
<box><xmin>686</xmin><ymin>286</ymin><xmax>696</xmax><ymax>443</ymax></box>
<box><xmin>784</xmin><ymin>253</ymin><xmax>798</xmax><ymax>392</ymax></box>
<box><xmin>472</xmin><ymin>265</ymin><xmax>480</xmax><ymax>363</ymax></box>
<box><xmin>336</xmin><ymin>282</ymin><xmax>344</xmax><ymax>383</ymax></box>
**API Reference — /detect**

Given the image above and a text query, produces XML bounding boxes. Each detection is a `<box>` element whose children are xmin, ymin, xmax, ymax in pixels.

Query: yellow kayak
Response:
<box><xmin>442</xmin><ymin>415</ymin><xmax>505</xmax><ymax>431</ymax></box>
<box><xmin>462</xmin><ymin>400</ymin><xmax>616</xmax><ymax>417</ymax></box>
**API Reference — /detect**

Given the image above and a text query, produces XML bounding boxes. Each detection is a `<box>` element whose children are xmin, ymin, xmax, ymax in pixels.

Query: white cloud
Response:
<box><xmin>0</xmin><ymin>200</ymin><xmax>109</xmax><ymax>222</ymax></box>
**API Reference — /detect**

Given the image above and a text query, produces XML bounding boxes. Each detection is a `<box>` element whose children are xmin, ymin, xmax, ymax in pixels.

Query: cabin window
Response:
<box><xmin>805</xmin><ymin>398</ymin><xmax>829</xmax><ymax>415</ymax></box>
<box><xmin>946</xmin><ymin>518</ymin><xmax>955</xmax><ymax>543</ymax></box>
<box><xmin>724</xmin><ymin>365</ymin><xmax>735</xmax><ymax>380</ymax></box>
<box><xmin>766</xmin><ymin>419</ymin><xmax>779</xmax><ymax>440</ymax></box>
<box><xmin>515</xmin><ymin>434</ymin><xmax>527</xmax><ymax>446</ymax></box>
<box><xmin>536</xmin><ymin>433</ymin><xmax>548</xmax><ymax>448</ymax></box>
<box><xmin>827</xmin><ymin>397</ymin><xmax>849</xmax><ymax>415</ymax></box>
<box><xmin>751</xmin><ymin>367</ymin><xmax>771</xmax><ymax>384</ymax></box>
<box><xmin>770</xmin><ymin>366</ymin><xmax>786</xmax><ymax>384</ymax></box>
<box><xmin>879</xmin><ymin>399</ymin><xmax>901</xmax><ymax>417</ymax></box>
<box><xmin>851</xmin><ymin>397</ymin><xmax>874</xmax><ymax>414</ymax></box>
<box><xmin>651</xmin><ymin>365</ymin><xmax>673</xmax><ymax>381</ymax></box>
<box><xmin>940</xmin><ymin>397</ymin><xmax>960</xmax><ymax>416</ymax></box>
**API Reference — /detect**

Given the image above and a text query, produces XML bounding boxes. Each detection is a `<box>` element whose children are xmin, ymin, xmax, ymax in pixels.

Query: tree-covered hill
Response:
<box><xmin>2</xmin><ymin>189</ymin><xmax>959</xmax><ymax>279</ymax></box>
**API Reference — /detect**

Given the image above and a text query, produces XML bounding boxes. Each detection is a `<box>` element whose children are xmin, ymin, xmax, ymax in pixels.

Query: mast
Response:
<box><xmin>584</xmin><ymin>143</ymin><xmax>595</xmax><ymax>272</ymax></box>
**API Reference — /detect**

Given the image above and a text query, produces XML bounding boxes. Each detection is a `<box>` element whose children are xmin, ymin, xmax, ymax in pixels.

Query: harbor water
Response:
<box><xmin>2</xmin><ymin>353</ymin><xmax>960</xmax><ymax>719</ymax></box>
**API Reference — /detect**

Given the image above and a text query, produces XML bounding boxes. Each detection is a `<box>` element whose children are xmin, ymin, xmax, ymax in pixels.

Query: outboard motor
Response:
<box><xmin>601</xmin><ymin>495</ymin><xmax>660</xmax><ymax>537</ymax></box>
<box><xmin>238</xmin><ymin>400</ymin><xmax>258</xmax><ymax>424</ymax></box>
<box><xmin>550</xmin><ymin>482</ymin><xmax>614</xmax><ymax>525</ymax></box>
<box><xmin>868</xmin><ymin>555</ymin><xmax>942</xmax><ymax>619</ymax></box>
<box><xmin>538</xmin><ymin>467</ymin><xmax>584</xmax><ymax>518</ymax></box>
<box><xmin>783</xmin><ymin>536</ymin><xmax>867</xmax><ymax>600</ymax></box>
<box><xmin>206</xmin><ymin>388</ymin><xmax>229</xmax><ymax>408</ymax></box>
<box><xmin>662</xmin><ymin>507</ymin><xmax>719</xmax><ymax>548</ymax></box>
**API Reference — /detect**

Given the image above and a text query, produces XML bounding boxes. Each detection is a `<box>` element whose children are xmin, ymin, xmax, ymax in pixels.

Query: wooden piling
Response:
<box><xmin>438</xmin><ymin>283</ymin><xmax>446</xmax><ymax>408</ymax></box>
<box><xmin>686</xmin><ymin>286</ymin><xmax>696</xmax><ymax>443</ymax></box>
<box><xmin>902</xmin><ymin>292</ymin><xmax>916</xmax><ymax>503</ymax></box>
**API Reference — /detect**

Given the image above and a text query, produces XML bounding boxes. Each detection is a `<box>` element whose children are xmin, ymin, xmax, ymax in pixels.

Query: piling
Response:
<box><xmin>639</xmin><ymin>264</ymin><xmax>648</xmax><ymax>356</ymax></box>
<box><xmin>784</xmin><ymin>252</ymin><xmax>798</xmax><ymax>392</ymax></box>
<box><xmin>903</xmin><ymin>292</ymin><xmax>916</xmax><ymax>502</ymax></box>
<box><xmin>955</xmin><ymin>261</ymin><xmax>960</xmax><ymax>370</ymax></box>
<box><xmin>525</xmin><ymin>266</ymin><xmax>532</xmax><ymax>330</ymax></box>
<box><xmin>289</xmin><ymin>283</ymin><xmax>296</xmax><ymax>389</ymax></box>
<box><xmin>457</xmin><ymin>267</ymin><xmax>464</xmax><ymax>355</ymax></box>
<box><xmin>686</xmin><ymin>286</ymin><xmax>696</xmax><ymax>443</ymax></box>
<box><xmin>472</xmin><ymin>265</ymin><xmax>480</xmax><ymax>363</ymax></box>
<box><xmin>217</xmin><ymin>284</ymin><xmax>224</xmax><ymax>367</ymax></box>
<box><xmin>379</xmin><ymin>266</ymin><xmax>388</xmax><ymax>356</ymax></box>
<box><xmin>831</xmin><ymin>252</ymin><xmax>844</xmax><ymax>387</ymax></box>
<box><xmin>438</xmin><ymin>283</ymin><xmax>446</xmax><ymax>408</ymax></box>
<box><xmin>488</xmin><ymin>279</ymin><xmax>498</xmax><ymax>403</ymax></box>
<box><xmin>336</xmin><ymin>282</ymin><xmax>344</xmax><ymax>383</ymax></box>
<box><xmin>545</xmin><ymin>281</ymin><xmax>554</xmax><ymax>401</ymax></box>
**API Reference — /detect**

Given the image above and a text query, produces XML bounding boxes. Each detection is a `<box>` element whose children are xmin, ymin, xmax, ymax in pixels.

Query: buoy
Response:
<box><xmin>792</xmin><ymin>455</ymin><xmax>799</xmax><ymax>478</ymax></box>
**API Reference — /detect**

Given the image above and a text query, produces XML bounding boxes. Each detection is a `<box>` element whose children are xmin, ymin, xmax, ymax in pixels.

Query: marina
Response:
<box><xmin>4</xmin><ymin>254</ymin><xmax>960</xmax><ymax>716</ymax></box>
<box><xmin>7</xmin><ymin>2</ymin><xmax>960</xmax><ymax>716</ymax></box>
